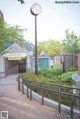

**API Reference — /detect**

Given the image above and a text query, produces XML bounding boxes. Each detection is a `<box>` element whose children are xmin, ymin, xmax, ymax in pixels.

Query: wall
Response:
<box><xmin>31</xmin><ymin>57</ymin><xmax>50</xmax><ymax>72</ymax></box>
<box><xmin>0</xmin><ymin>55</ymin><xmax>5</xmax><ymax>77</ymax></box>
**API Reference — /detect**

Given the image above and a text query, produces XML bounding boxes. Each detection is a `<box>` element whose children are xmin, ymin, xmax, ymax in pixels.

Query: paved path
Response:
<box><xmin>0</xmin><ymin>75</ymin><xmax>79</xmax><ymax>119</ymax></box>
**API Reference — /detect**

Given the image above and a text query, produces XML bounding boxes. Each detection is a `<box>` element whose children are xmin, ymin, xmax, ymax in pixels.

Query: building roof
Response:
<box><xmin>4</xmin><ymin>43</ymin><xmax>13</xmax><ymax>49</ymax></box>
<box><xmin>39</xmin><ymin>51</ymin><xmax>46</xmax><ymax>56</ymax></box>
<box><xmin>4</xmin><ymin>40</ymin><xmax>34</xmax><ymax>51</ymax></box>
<box><xmin>0</xmin><ymin>40</ymin><xmax>33</xmax><ymax>56</ymax></box>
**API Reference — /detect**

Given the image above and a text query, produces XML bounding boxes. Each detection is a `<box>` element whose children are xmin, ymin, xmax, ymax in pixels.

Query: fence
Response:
<box><xmin>53</xmin><ymin>54</ymin><xmax>78</xmax><ymax>72</ymax></box>
<box><xmin>18</xmin><ymin>77</ymin><xmax>80</xmax><ymax>118</ymax></box>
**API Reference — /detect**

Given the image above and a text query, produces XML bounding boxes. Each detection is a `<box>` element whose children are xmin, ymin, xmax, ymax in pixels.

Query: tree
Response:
<box><xmin>0</xmin><ymin>12</ymin><xmax>5</xmax><ymax>51</ymax></box>
<box><xmin>0</xmin><ymin>19</ymin><xmax>27</xmax><ymax>52</ymax></box>
<box><xmin>37</xmin><ymin>39</ymin><xmax>62</xmax><ymax>56</ymax></box>
<box><xmin>62</xmin><ymin>29</ymin><xmax>80</xmax><ymax>54</ymax></box>
<box><xmin>18</xmin><ymin>0</ymin><xmax>25</xmax><ymax>4</ymax></box>
<box><xmin>4</xmin><ymin>23</ymin><xmax>26</xmax><ymax>42</ymax></box>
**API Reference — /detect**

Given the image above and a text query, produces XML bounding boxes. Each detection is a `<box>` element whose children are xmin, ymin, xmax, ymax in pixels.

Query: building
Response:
<box><xmin>0</xmin><ymin>41</ymin><xmax>33</xmax><ymax>78</ymax></box>
<box><xmin>31</xmin><ymin>51</ymin><xmax>51</xmax><ymax>71</ymax></box>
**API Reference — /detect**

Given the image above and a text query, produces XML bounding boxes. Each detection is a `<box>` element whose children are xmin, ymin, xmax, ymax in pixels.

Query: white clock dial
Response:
<box><xmin>30</xmin><ymin>3</ymin><xmax>42</xmax><ymax>15</ymax></box>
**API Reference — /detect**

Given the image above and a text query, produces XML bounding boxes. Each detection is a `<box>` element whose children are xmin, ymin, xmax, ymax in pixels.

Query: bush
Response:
<box><xmin>38</xmin><ymin>68</ymin><xmax>50</xmax><ymax>77</ymax></box>
<box><xmin>21</xmin><ymin>70</ymin><xmax>77</xmax><ymax>106</ymax></box>
<box><xmin>22</xmin><ymin>73</ymin><xmax>72</xmax><ymax>105</ymax></box>
<box><xmin>49</xmin><ymin>68</ymin><xmax>62</xmax><ymax>76</ymax></box>
<box><xmin>59</xmin><ymin>71</ymin><xmax>77</xmax><ymax>82</ymax></box>
<box><xmin>38</xmin><ymin>68</ymin><xmax>62</xmax><ymax>77</ymax></box>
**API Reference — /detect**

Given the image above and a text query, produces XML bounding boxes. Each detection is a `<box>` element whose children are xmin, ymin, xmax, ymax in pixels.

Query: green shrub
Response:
<box><xmin>21</xmin><ymin>72</ymin><xmax>70</xmax><ymax>105</ymax></box>
<box><xmin>21</xmin><ymin>71</ymin><xmax>77</xmax><ymax>106</ymax></box>
<box><xmin>59</xmin><ymin>71</ymin><xmax>77</xmax><ymax>82</ymax></box>
<box><xmin>39</xmin><ymin>68</ymin><xmax>62</xmax><ymax>77</ymax></box>
<box><xmin>38</xmin><ymin>68</ymin><xmax>50</xmax><ymax>77</ymax></box>
<box><xmin>49</xmin><ymin>68</ymin><xmax>62</xmax><ymax>76</ymax></box>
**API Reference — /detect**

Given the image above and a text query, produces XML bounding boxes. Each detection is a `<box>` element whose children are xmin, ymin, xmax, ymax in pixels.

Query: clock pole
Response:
<box><xmin>35</xmin><ymin>15</ymin><xmax>38</xmax><ymax>74</ymax></box>
<box><xmin>30</xmin><ymin>3</ymin><xmax>42</xmax><ymax>74</ymax></box>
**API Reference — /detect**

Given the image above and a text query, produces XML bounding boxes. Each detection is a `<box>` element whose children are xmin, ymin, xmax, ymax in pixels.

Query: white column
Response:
<box><xmin>26</xmin><ymin>51</ymin><xmax>33</xmax><ymax>72</ymax></box>
<box><xmin>26</xmin><ymin>55</ymin><xmax>31</xmax><ymax>72</ymax></box>
<box><xmin>0</xmin><ymin>55</ymin><xmax>5</xmax><ymax>77</ymax></box>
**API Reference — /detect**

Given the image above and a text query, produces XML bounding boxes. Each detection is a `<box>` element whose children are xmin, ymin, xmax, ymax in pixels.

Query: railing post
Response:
<box><xmin>79</xmin><ymin>96</ymin><xmax>80</xmax><ymax>117</ymax></box>
<box><xmin>27</xmin><ymin>80</ymin><xmax>29</xmax><ymax>98</ymax></box>
<box><xmin>18</xmin><ymin>78</ymin><xmax>20</xmax><ymax>91</ymax></box>
<box><xmin>30</xmin><ymin>81</ymin><xmax>32</xmax><ymax>100</ymax></box>
<box><xmin>70</xmin><ymin>89</ymin><xmax>73</xmax><ymax>118</ymax></box>
<box><xmin>22</xmin><ymin>81</ymin><xmax>24</xmax><ymax>94</ymax></box>
<box><xmin>58</xmin><ymin>88</ymin><xmax>61</xmax><ymax>113</ymax></box>
<box><xmin>42</xmin><ymin>84</ymin><xmax>44</xmax><ymax>105</ymax></box>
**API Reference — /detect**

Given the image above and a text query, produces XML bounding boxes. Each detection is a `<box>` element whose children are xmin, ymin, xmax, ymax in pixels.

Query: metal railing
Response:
<box><xmin>18</xmin><ymin>77</ymin><xmax>80</xmax><ymax>118</ymax></box>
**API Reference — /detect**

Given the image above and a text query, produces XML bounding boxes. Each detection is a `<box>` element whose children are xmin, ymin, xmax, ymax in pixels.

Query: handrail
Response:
<box><xmin>26</xmin><ymin>80</ymin><xmax>80</xmax><ymax>90</ymax></box>
<box><xmin>18</xmin><ymin>78</ymin><xmax>80</xmax><ymax>118</ymax></box>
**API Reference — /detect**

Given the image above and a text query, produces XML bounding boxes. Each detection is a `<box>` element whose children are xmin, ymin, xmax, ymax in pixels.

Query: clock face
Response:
<box><xmin>30</xmin><ymin>3</ymin><xmax>42</xmax><ymax>15</ymax></box>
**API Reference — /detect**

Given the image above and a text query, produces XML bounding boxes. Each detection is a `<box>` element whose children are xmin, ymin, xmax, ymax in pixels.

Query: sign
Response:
<box><xmin>73</xmin><ymin>85</ymin><xmax>76</xmax><ymax>94</ymax></box>
<box><xmin>3</xmin><ymin>53</ymin><xmax>27</xmax><ymax>58</ymax></box>
<box><xmin>8</xmin><ymin>57</ymin><xmax>21</xmax><ymax>60</ymax></box>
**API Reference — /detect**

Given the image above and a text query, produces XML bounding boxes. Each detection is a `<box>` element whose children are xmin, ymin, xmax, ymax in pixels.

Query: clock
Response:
<box><xmin>30</xmin><ymin>3</ymin><xmax>42</xmax><ymax>16</ymax></box>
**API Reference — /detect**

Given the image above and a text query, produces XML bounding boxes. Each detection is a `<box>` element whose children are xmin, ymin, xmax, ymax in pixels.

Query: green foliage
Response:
<box><xmin>0</xmin><ymin>16</ymin><xmax>5</xmax><ymax>51</ymax></box>
<box><xmin>37</xmin><ymin>29</ymin><xmax>80</xmax><ymax>55</ymax></box>
<box><xmin>21</xmin><ymin>71</ymin><xmax>76</xmax><ymax>106</ymax></box>
<box><xmin>38</xmin><ymin>68</ymin><xmax>62</xmax><ymax>77</ymax></box>
<box><xmin>68</xmin><ymin>66</ymin><xmax>77</xmax><ymax>72</ymax></box>
<box><xmin>0</xmin><ymin>17</ymin><xmax>4</xmax><ymax>28</ymax></box>
<box><xmin>62</xmin><ymin>29</ymin><xmax>80</xmax><ymax>54</ymax></box>
<box><xmin>18</xmin><ymin>0</ymin><xmax>25</xmax><ymax>4</ymax></box>
<box><xmin>22</xmin><ymin>72</ymin><xmax>39</xmax><ymax>81</ymax></box>
<box><xmin>38</xmin><ymin>68</ymin><xmax>50</xmax><ymax>77</ymax></box>
<box><xmin>0</xmin><ymin>19</ymin><xmax>27</xmax><ymax>52</ymax></box>
<box><xmin>22</xmin><ymin>72</ymin><xmax>53</xmax><ymax>83</ymax></box>
<box><xmin>49</xmin><ymin>68</ymin><xmax>62</xmax><ymax>76</ymax></box>
<box><xmin>3</xmin><ymin>24</ymin><xmax>26</xmax><ymax>43</ymax></box>
<box><xmin>37</xmin><ymin>39</ymin><xmax>62</xmax><ymax>56</ymax></box>
<box><xmin>21</xmin><ymin>67</ymin><xmax>77</xmax><ymax>106</ymax></box>
<box><xmin>59</xmin><ymin>71</ymin><xmax>77</xmax><ymax>82</ymax></box>
<box><xmin>0</xmin><ymin>11</ymin><xmax>28</xmax><ymax>52</ymax></box>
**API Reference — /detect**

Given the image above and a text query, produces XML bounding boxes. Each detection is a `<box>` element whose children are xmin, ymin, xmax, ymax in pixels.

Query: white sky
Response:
<box><xmin>0</xmin><ymin>0</ymin><xmax>80</xmax><ymax>44</ymax></box>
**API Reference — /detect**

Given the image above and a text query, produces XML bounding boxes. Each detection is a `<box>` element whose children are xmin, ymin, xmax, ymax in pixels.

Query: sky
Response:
<box><xmin>0</xmin><ymin>0</ymin><xmax>80</xmax><ymax>44</ymax></box>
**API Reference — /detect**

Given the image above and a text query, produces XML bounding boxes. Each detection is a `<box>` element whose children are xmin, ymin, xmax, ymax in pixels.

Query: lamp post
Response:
<box><xmin>30</xmin><ymin>2</ymin><xmax>42</xmax><ymax>74</ymax></box>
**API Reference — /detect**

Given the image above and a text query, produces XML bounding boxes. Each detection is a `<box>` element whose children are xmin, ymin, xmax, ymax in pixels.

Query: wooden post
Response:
<box><xmin>62</xmin><ymin>55</ymin><xmax>66</xmax><ymax>72</ymax></box>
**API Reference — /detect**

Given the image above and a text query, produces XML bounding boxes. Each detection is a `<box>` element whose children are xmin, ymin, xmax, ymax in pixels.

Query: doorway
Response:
<box><xmin>18</xmin><ymin>59</ymin><xmax>26</xmax><ymax>73</ymax></box>
<box><xmin>5</xmin><ymin>59</ymin><xmax>26</xmax><ymax>75</ymax></box>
